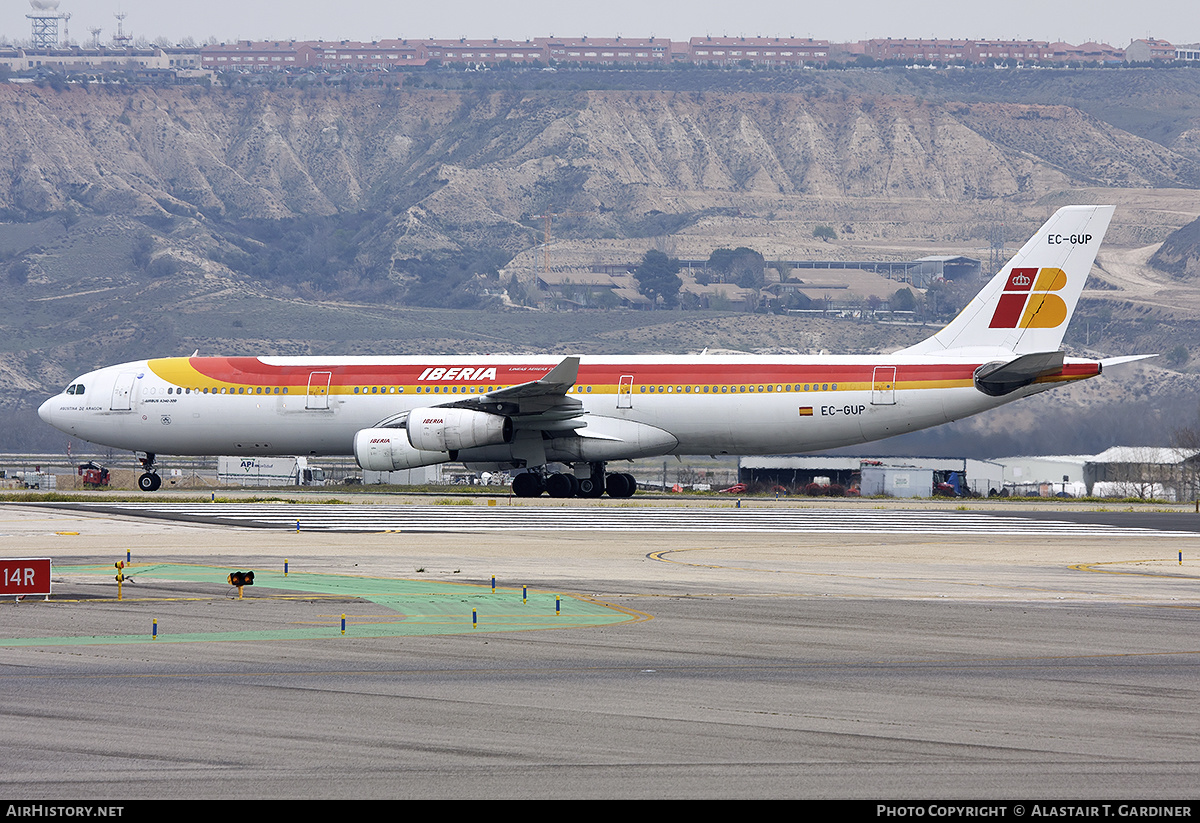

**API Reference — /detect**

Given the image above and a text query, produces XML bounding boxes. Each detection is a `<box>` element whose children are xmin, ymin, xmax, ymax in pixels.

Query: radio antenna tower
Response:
<box><xmin>112</xmin><ymin>11</ymin><xmax>132</xmax><ymax>48</ymax></box>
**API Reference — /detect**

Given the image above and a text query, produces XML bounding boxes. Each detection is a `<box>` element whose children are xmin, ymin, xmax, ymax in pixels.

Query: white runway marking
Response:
<box><xmin>65</xmin><ymin>503</ymin><xmax>1199</xmax><ymax>537</ymax></box>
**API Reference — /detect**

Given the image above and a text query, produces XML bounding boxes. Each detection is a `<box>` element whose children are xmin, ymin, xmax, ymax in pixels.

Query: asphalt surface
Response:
<box><xmin>1</xmin><ymin>500</ymin><xmax>1198</xmax><ymax>800</ymax></box>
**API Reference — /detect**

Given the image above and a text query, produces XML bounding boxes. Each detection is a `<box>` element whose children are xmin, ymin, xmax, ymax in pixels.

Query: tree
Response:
<box><xmin>7</xmin><ymin>259</ymin><xmax>29</xmax><ymax>286</ymax></box>
<box><xmin>634</xmin><ymin>250</ymin><xmax>682</xmax><ymax>309</ymax></box>
<box><xmin>707</xmin><ymin>247</ymin><xmax>764</xmax><ymax>284</ymax></box>
<box><xmin>1172</xmin><ymin>407</ymin><xmax>1200</xmax><ymax>502</ymax></box>
<box><xmin>891</xmin><ymin>287</ymin><xmax>917</xmax><ymax>312</ymax></box>
<box><xmin>813</xmin><ymin>225</ymin><xmax>837</xmax><ymax>242</ymax></box>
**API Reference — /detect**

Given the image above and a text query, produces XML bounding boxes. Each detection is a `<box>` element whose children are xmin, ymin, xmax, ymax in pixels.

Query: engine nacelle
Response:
<box><xmin>354</xmin><ymin>429</ymin><xmax>450</xmax><ymax>471</ymax></box>
<box><xmin>407</xmin><ymin>407</ymin><xmax>513</xmax><ymax>452</ymax></box>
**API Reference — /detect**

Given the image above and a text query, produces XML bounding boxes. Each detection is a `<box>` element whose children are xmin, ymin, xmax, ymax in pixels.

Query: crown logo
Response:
<box><xmin>991</xmin><ymin>267</ymin><xmax>1069</xmax><ymax>329</ymax></box>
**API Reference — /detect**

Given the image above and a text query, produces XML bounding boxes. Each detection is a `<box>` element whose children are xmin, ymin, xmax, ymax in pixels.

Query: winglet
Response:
<box><xmin>537</xmin><ymin>356</ymin><xmax>580</xmax><ymax>391</ymax></box>
<box><xmin>479</xmin><ymin>356</ymin><xmax>581</xmax><ymax>404</ymax></box>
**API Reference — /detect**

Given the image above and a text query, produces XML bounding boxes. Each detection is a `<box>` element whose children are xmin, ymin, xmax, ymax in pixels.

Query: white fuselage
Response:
<box><xmin>37</xmin><ymin>353</ymin><xmax>1097</xmax><ymax>465</ymax></box>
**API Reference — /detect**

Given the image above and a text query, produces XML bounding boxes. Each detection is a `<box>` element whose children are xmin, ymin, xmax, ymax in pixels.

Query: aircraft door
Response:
<box><xmin>306</xmin><ymin>371</ymin><xmax>333</xmax><ymax>410</ymax></box>
<box><xmin>110</xmin><ymin>372</ymin><xmax>136</xmax><ymax>410</ymax></box>
<box><xmin>617</xmin><ymin>375</ymin><xmax>634</xmax><ymax>409</ymax></box>
<box><xmin>871</xmin><ymin>366</ymin><xmax>897</xmax><ymax>405</ymax></box>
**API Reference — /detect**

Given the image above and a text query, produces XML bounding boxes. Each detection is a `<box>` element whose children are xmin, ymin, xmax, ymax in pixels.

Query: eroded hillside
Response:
<box><xmin>2</xmin><ymin>73</ymin><xmax>1200</xmax><ymax>454</ymax></box>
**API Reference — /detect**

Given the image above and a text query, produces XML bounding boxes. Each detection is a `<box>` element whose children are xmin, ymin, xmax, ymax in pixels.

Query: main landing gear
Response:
<box><xmin>137</xmin><ymin>452</ymin><xmax>161</xmax><ymax>492</ymax></box>
<box><xmin>511</xmin><ymin>462</ymin><xmax>637</xmax><ymax>499</ymax></box>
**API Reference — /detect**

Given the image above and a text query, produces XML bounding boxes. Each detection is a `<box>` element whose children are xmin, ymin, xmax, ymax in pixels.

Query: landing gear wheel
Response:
<box><xmin>605</xmin><ymin>472</ymin><xmax>637</xmax><ymax>498</ymax></box>
<box><xmin>546</xmin><ymin>472</ymin><xmax>578</xmax><ymax>498</ymax></box>
<box><xmin>577</xmin><ymin>476</ymin><xmax>605</xmax><ymax>498</ymax></box>
<box><xmin>511</xmin><ymin>472</ymin><xmax>544</xmax><ymax>498</ymax></box>
<box><xmin>138</xmin><ymin>472</ymin><xmax>161</xmax><ymax>492</ymax></box>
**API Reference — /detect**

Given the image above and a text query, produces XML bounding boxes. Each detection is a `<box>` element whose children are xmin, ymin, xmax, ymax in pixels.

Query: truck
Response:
<box><xmin>217</xmin><ymin>456</ymin><xmax>327</xmax><ymax>487</ymax></box>
<box><xmin>77</xmin><ymin>461</ymin><xmax>111</xmax><ymax>488</ymax></box>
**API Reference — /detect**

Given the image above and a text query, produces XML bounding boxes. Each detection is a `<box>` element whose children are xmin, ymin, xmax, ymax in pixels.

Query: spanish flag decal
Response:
<box><xmin>799</xmin><ymin>407</ymin><xmax>814</xmax><ymax>417</ymax></box>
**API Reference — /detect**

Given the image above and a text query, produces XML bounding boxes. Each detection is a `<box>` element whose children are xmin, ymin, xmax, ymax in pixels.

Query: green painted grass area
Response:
<box><xmin>0</xmin><ymin>564</ymin><xmax>644</xmax><ymax>646</ymax></box>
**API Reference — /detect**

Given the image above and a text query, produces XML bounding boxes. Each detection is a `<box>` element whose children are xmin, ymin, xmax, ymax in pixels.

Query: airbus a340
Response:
<box><xmin>39</xmin><ymin>205</ymin><xmax>1137</xmax><ymax>497</ymax></box>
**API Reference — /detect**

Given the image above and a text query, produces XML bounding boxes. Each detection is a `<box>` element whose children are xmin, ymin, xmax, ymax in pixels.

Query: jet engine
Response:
<box><xmin>354</xmin><ymin>429</ymin><xmax>450</xmax><ymax>471</ymax></box>
<box><xmin>406</xmin><ymin>407</ymin><xmax>513</xmax><ymax>452</ymax></box>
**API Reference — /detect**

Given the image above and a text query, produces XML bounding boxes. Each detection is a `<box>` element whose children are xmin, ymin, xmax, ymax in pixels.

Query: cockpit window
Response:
<box><xmin>65</xmin><ymin>384</ymin><xmax>85</xmax><ymax>395</ymax></box>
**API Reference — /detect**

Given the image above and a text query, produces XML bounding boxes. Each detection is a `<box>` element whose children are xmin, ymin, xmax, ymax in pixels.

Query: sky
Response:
<box><xmin>3</xmin><ymin>0</ymin><xmax>1196</xmax><ymax>49</ymax></box>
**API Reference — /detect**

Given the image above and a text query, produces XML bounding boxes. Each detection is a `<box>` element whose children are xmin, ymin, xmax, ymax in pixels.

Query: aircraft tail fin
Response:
<box><xmin>900</xmin><ymin>205</ymin><xmax>1114</xmax><ymax>356</ymax></box>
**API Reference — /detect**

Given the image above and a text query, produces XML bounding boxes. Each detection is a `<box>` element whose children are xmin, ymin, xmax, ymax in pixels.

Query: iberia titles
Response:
<box><xmin>417</xmin><ymin>367</ymin><xmax>500</xmax><ymax>382</ymax></box>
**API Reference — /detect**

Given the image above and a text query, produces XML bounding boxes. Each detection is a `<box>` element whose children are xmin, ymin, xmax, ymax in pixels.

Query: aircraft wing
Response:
<box><xmin>457</xmin><ymin>355</ymin><xmax>585</xmax><ymax>430</ymax></box>
<box><xmin>373</xmin><ymin>356</ymin><xmax>586</xmax><ymax>433</ymax></box>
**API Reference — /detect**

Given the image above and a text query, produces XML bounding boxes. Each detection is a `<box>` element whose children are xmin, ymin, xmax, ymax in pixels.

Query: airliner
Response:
<box><xmin>39</xmin><ymin>205</ymin><xmax>1136</xmax><ymax>497</ymax></box>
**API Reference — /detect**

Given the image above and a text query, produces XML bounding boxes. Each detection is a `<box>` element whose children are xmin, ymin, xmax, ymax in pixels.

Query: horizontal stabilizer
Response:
<box><xmin>973</xmin><ymin>350</ymin><xmax>1065</xmax><ymax>397</ymax></box>
<box><xmin>1099</xmin><ymin>354</ymin><xmax>1158</xmax><ymax>369</ymax></box>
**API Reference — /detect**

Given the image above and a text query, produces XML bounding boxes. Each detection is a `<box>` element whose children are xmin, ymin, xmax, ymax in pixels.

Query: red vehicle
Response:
<box><xmin>77</xmin><ymin>461</ymin><xmax>110</xmax><ymax>488</ymax></box>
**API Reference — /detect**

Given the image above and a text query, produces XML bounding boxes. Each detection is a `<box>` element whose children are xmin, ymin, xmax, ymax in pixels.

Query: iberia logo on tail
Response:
<box><xmin>988</xmin><ymin>267</ymin><xmax>1069</xmax><ymax>329</ymax></box>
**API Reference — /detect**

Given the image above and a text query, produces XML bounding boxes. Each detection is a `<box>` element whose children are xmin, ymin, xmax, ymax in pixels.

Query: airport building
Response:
<box><xmin>997</xmin><ymin>448</ymin><xmax>1200</xmax><ymax>500</ymax></box>
<box><xmin>737</xmin><ymin>456</ymin><xmax>1004</xmax><ymax>497</ymax></box>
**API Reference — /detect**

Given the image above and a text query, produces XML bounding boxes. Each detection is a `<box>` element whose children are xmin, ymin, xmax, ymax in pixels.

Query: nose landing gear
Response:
<box><xmin>137</xmin><ymin>453</ymin><xmax>161</xmax><ymax>492</ymax></box>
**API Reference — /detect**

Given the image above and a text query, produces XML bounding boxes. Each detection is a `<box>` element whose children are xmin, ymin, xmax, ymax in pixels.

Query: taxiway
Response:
<box><xmin>0</xmin><ymin>500</ymin><xmax>1197</xmax><ymax>799</ymax></box>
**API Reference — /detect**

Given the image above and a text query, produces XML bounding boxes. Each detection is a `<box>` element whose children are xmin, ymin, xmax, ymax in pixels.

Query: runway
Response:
<box><xmin>31</xmin><ymin>500</ymin><xmax>1200</xmax><ymax>536</ymax></box>
<box><xmin>1</xmin><ymin>500</ymin><xmax>1198</xmax><ymax>799</ymax></box>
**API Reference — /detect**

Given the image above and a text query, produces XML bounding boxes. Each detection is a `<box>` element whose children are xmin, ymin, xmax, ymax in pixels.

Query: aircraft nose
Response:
<box><xmin>38</xmin><ymin>397</ymin><xmax>58</xmax><ymax>428</ymax></box>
